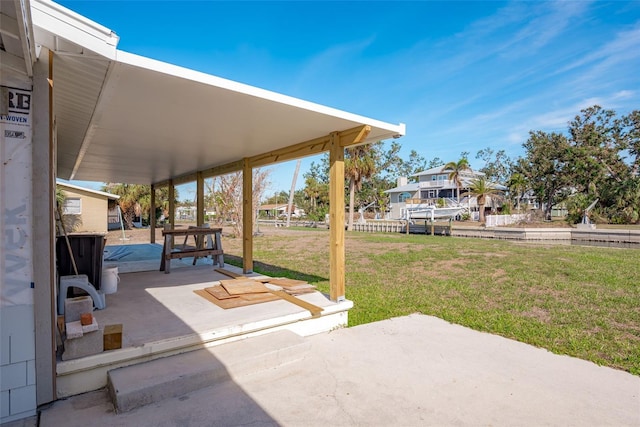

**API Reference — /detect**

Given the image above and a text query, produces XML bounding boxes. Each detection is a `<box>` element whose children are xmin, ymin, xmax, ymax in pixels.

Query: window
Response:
<box><xmin>63</xmin><ymin>198</ymin><xmax>81</xmax><ymax>215</ymax></box>
<box><xmin>399</xmin><ymin>192</ymin><xmax>412</xmax><ymax>202</ymax></box>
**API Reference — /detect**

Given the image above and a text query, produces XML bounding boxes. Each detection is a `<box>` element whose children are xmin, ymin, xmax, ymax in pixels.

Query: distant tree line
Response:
<box><xmin>296</xmin><ymin>105</ymin><xmax>639</xmax><ymax>225</ymax></box>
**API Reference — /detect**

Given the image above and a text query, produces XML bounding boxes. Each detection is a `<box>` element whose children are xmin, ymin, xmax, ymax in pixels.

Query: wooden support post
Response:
<box><xmin>196</xmin><ymin>172</ymin><xmax>204</xmax><ymax>226</ymax></box>
<box><xmin>329</xmin><ymin>132</ymin><xmax>345</xmax><ymax>302</ymax></box>
<box><xmin>431</xmin><ymin>219</ymin><xmax>435</xmax><ymax>236</ymax></box>
<box><xmin>33</xmin><ymin>48</ymin><xmax>56</xmax><ymax>404</ymax></box>
<box><xmin>242</xmin><ymin>158</ymin><xmax>253</xmax><ymax>273</ymax></box>
<box><xmin>168</xmin><ymin>180</ymin><xmax>175</xmax><ymax>247</ymax></box>
<box><xmin>150</xmin><ymin>184</ymin><xmax>156</xmax><ymax>243</ymax></box>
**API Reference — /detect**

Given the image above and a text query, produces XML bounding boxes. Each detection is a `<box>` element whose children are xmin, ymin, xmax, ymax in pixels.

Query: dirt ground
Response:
<box><xmin>105</xmin><ymin>227</ymin><xmax>164</xmax><ymax>245</ymax></box>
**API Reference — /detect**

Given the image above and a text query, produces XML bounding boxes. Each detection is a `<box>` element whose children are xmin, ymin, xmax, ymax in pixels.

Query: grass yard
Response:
<box><xmin>222</xmin><ymin>228</ymin><xmax>640</xmax><ymax>375</ymax></box>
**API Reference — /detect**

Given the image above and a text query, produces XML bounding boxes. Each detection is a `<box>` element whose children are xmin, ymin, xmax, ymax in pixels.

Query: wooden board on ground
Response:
<box><xmin>220</xmin><ymin>279</ymin><xmax>269</xmax><ymax>295</ymax></box>
<box><xmin>285</xmin><ymin>286</ymin><xmax>317</xmax><ymax>295</ymax></box>
<box><xmin>267</xmin><ymin>290</ymin><xmax>323</xmax><ymax>318</ymax></box>
<box><xmin>268</xmin><ymin>278</ymin><xmax>308</xmax><ymax>288</ymax></box>
<box><xmin>214</xmin><ymin>268</ymin><xmax>245</xmax><ymax>279</ymax></box>
<box><xmin>205</xmin><ymin>286</ymin><xmax>236</xmax><ymax>300</ymax></box>
<box><xmin>195</xmin><ymin>287</ymin><xmax>323</xmax><ymax>315</ymax></box>
<box><xmin>194</xmin><ymin>289</ymin><xmax>279</xmax><ymax>309</ymax></box>
<box><xmin>239</xmin><ymin>292</ymin><xmax>280</xmax><ymax>302</ymax></box>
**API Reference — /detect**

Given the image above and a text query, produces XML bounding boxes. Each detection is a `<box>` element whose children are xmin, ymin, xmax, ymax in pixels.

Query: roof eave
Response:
<box><xmin>31</xmin><ymin>0</ymin><xmax>119</xmax><ymax>59</ymax></box>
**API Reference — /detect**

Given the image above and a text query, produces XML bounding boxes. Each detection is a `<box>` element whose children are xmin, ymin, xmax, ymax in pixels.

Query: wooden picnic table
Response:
<box><xmin>160</xmin><ymin>227</ymin><xmax>224</xmax><ymax>273</ymax></box>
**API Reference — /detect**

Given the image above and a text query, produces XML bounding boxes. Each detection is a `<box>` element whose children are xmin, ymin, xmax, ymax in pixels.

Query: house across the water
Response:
<box><xmin>385</xmin><ymin>165</ymin><xmax>504</xmax><ymax>220</ymax></box>
<box><xmin>258</xmin><ymin>204</ymin><xmax>305</xmax><ymax>218</ymax></box>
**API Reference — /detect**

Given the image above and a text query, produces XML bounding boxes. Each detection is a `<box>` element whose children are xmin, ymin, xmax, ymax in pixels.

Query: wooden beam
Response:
<box><xmin>150</xmin><ymin>184</ymin><xmax>156</xmax><ymax>243</ymax></box>
<box><xmin>151</xmin><ymin>179</ymin><xmax>171</xmax><ymax>188</ymax></box>
<box><xmin>33</xmin><ymin>48</ymin><xmax>56</xmax><ymax>405</ymax></box>
<box><xmin>172</xmin><ymin>173</ymin><xmax>198</xmax><ymax>186</ymax></box>
<box><xmin>202</xmin><ymin>160</ymin><xmax>244</xmax><ymax>179</ymax></box>
<box><xmin>196</xmin><ymin>172</ymin><xmax>204</xmax><ymax>226</ymax></box>
<box><xmin>329</xmin><ymin>132</ymin><xmax>345</xmax><ymax>302</ymax></box>
<box><xmin>267</xmin><ymin>290</ymin><xmax>323</xmax><ymax>318</ymax></box>
<box><xmin>250</xmin><ymin>134</ymin><xmax>331</xmax><ymax>168</ymax></box>
<box><xmin>338</xmin><ymin>125</ymin><xmax>371</xmax><ymax>148</ymax></box>
<box><xmin>242</xmin><ymin>158</ymin><xmax>253</xmax><ymax>273</ymax></box>
<box><xmin>168</xmin><ymin>180</ymin><xmax>175</xmax><ymax>230</ymax></box>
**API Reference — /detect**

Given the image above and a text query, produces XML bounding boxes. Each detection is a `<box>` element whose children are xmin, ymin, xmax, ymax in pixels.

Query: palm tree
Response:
<box><xmin>507</xmin><ymin>172</ymin><xmax>527</xmax><ymax>212</ymax></box>
<box><xmin>465</xmin><ymin>177</ymin><xmax>503</xmax><ymax>224</ymax></box>
<box><xmin>444</xmin><ymin>158</ymin><xmax>471</xmax><ymax>203</ymax></box>
<box><xmin>345</xmin><ymin>144</ymin><xmax>377</xmax><ymax>231</ymax></box>
<box><xmin>103</xmin><ymin>183</ymin><xmax>149</xmax><ymax>229</ymax></box>
<box><xmin>304</xmin><ymin>176</ymin><xmax>322</xmax><ymax>210</ymax></box>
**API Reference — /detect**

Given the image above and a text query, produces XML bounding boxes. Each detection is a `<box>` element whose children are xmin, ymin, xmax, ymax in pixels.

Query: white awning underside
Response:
<box><xmin>31</xmin><ymin>0</ymin><xmax>405</xmax><ymax>185</ymax></box>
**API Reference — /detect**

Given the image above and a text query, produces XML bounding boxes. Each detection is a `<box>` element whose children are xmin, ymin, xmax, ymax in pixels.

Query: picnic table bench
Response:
<box><xmin>160</xmin><ymin>227</ymin><xmax>224</xmax><ymax>273</ymax></box>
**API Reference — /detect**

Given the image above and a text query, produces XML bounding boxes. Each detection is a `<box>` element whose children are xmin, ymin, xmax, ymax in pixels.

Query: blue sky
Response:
<box><xmin>58</xmin><ymin>1</ymin><xmax>640</xmax><ymax>199</ymax></box>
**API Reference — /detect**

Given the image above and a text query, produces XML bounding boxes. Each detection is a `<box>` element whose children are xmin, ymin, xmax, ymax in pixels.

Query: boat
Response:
<box><xmin>404</xmin><ymin>206</ymin><xmax>465</xmax><ymax>220</ymax></box>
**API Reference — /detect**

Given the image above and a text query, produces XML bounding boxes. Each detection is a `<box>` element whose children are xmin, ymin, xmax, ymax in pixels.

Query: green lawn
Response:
<box><xmin>223</xmin><ymin>229</ymin><xmax>640</xmax><ymax>375</ymax></box>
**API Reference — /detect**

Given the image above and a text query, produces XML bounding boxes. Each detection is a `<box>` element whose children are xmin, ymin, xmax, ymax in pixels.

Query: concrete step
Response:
<box><xmin>107</xmin><ymin>330</ymin><xmax>309</xmax><ymax>413</ymax></box>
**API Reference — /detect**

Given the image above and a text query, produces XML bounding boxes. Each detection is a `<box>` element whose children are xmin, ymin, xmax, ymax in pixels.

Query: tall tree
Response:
<box><xmin>379</xmin><ymin>141</ymin><xmax>428</xmax><ymax>183</ymax></box>
<box><xmin>216</xmin><ymin>172</ymin><xmax>243</xmax><ymax>235</ymax></box>
<box><xmin>444</xmin><ymin>158</ymin><xmax>471</xmax><ymax>203</ymax></box>
<box><xmin>212</xmin><ymin>169</ymin><xmax>270</xmax><ymax>237</ymax></box>
<box><xmin>427</xmin><ymin>157</ymin><xmax>445</xmax><ymax>169</ymax></box>
<box><xmin>517</xmin><ymin>131</ymin><xmax>572</xmax><ymax>220</ymax></box>
<box><xmin>465</xmin><ymin>177</ymin><xmax>503</xmax><ymax>224</ymax></box>
<box><xmin>345</xmin><ymin>144</ymin><xmax>378</xmax><ymax>231</ymax></box>
<box><xmin>626</xmin><ymin>110</ymin><xmax>640</xmax><ymax>175</ymax></box>
<box><xmin>566</xmin><ymin>106</ymin><xmax>628</xmax><ymax>196</ymax></box>
<box><xmin>301</xmin><ymin>174</ymin><xmax>328</xmax><ymax>221</ymax></box>
<box><xmin>507</xmin><ymin>172</ymin><xmax>527</xmax><ymax>212</ymax></box>
<box><xmin>102</xmin><ymin>184</ymin><xmax>151</xmax><ymax>229</ymax></box>
<box><xmin>476</xmin><ymin>147</ymin><xmax>512</xmax><ymax>185</ymax></box>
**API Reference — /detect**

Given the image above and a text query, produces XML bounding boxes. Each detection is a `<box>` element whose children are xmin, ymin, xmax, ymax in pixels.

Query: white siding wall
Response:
<box><xmin>59</xmin><ymin>188</ymin><xmax>109</xmax><ymax>233</ymax></box>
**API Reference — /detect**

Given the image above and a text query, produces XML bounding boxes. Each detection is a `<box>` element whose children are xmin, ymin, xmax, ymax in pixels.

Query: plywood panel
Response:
<box><xmin>220</xmin><ymin>279</ymin><xmax>269</xmax><ymax>295</ymax></box>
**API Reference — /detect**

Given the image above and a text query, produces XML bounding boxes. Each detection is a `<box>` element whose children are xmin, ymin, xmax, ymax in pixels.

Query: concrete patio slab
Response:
<box><xmin>55</xmin><ymin>263</ymin><xmax>352</xmax><ymax>398</ymax></box>
<box><xmin>40</xmin><ymin>314</ymin><xmax>640</xmax><ymax>426</ymax></box>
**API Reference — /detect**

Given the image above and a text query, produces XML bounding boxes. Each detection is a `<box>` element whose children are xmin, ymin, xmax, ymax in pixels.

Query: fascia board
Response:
<box><xmin>31</xmin><ymin>0</ymin><xmax>118</xmax><ymax>59</ymax></box>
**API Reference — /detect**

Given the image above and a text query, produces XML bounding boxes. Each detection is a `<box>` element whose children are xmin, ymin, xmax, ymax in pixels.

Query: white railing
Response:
<box><xmin>418</xmin><ymin>180</ymin><xmax>455</xmax><ymax>188</ymax></box>
<box><xmin>485</xmin><ymin>213</ymin><xmax>530</xmax><ymax>228</ymax></box>
<box><xmin>352</xmin><ymin>221</ymin><xmax>405</xmax><ymax>233</ymax></box>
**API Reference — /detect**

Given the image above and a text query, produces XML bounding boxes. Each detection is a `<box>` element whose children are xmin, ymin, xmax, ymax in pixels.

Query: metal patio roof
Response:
<box><xmin>31</xmin><ymin>0</ymin><xmax>405</xmax><ymax>185</ymax></box>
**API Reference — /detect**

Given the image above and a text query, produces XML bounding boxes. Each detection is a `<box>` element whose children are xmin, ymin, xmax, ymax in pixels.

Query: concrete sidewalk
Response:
<box><xmin>38</xmin><ymin>314</ymin><xmax>640</xmax><ymax>426</ymax></box>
